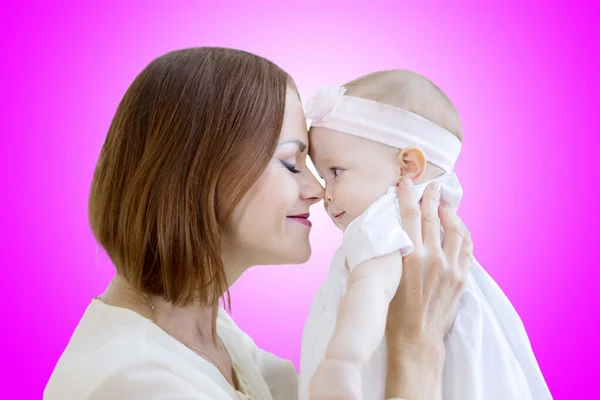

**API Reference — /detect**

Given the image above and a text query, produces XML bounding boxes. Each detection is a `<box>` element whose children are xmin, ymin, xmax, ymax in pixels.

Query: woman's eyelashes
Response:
<box><xmin>280</xmin><ymin>159</ymin><xmax>301</xmax><ymax>174</ymax></box>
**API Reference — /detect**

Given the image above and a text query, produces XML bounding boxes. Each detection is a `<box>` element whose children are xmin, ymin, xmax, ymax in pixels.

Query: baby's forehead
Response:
<box><xmin>309</xmin><ymin>127</ymin><xmax>358</xmax><ymax>147</ymax></box>
<box><xmin>309</xmin><ymin>130</ymin><xmax>360</xmax><ymax>168</ymax></box>
<box><xmin>311</xmin><ymin>126</ymin><xmax>379</xmax><ymax>150</ymax></box>
<box><xmin>309</xmin><ymin>128</ymin><xmax>354</xmax><ymax>158</ymax></box>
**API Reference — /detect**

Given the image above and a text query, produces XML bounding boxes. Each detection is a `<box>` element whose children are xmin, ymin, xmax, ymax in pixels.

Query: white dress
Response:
<box><xmin>299</xmin><ymin>173</ymin><xmax>553</xmax><ymax>400</ymax></box>
<box><xmin>44</xmin><ymin>299</ymin><xmax>298</xmax><ymax>400</ymax></box>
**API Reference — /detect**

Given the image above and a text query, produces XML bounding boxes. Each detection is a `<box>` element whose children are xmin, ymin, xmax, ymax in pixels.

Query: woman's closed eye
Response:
<box><xmin>280</xmin><ymin>159</ymin><xmax>301</xmax><ymax>174</ymax></box>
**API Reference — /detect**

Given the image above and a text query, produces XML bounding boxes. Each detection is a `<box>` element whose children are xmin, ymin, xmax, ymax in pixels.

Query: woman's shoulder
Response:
<box><xmin>48</xmin><ymin>299</ymin><xmax>153</xmax><ymax>370</ymax></box>
<box><xmin>44</xmin><ymin>300</ymin><xmax>235</xmax><ymax>400</ymax></box>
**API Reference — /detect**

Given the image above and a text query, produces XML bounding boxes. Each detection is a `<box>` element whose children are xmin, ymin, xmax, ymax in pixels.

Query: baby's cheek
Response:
<box><xmin>339</xmin><ymin>181</ymin><xmax>381</xmax><ymax>218</ymax></box>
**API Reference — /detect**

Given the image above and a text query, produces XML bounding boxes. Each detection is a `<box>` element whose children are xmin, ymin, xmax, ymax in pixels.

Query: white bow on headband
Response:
<box><xmin>305</xmin><ymin>85</ymin><xmax>462</xmax><ymax>173</ymax></box>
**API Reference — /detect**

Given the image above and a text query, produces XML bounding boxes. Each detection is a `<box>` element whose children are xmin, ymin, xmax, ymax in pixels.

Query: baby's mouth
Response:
<box><xmin>333</xmin><ymin>212</ymin><xmax>345</xmax><ymax>221</ymax></box>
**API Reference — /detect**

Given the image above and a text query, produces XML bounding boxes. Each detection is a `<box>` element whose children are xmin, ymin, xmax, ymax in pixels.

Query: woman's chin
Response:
<box><xmin>254</xmin><ymin>243</ymin><xmax>311</xmax><ymax>266</ymax></box>
<box><xmin>280</xmin><ymin>244</ymin><xmax>311</xmax><ymax>265</ymax></box>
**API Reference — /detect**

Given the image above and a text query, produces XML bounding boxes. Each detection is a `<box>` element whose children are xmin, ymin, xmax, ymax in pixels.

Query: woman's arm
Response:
<box><xmin>385</xmin><ymin>340</ymin><xmax>445</xmax><ymax>400</ymax></box>
<box><xmin>384</xmin><ymin>178</ymin><xmax>473</xmax><ymax>400</ymax></box>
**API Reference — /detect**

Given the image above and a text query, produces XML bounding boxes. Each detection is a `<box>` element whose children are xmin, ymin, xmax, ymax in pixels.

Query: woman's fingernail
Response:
<box><xmin>431</xmin><ymin>181</ymin><xmax>441</xmax><ymax>193</ymax></box>
<box><xmin>403</xmin><ymin>177</ymin><xmax>413</xmax><ymax>186</ymax></box>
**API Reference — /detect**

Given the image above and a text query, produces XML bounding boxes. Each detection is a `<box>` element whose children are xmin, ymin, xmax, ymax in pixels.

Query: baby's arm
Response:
<box><xmin>309</xmin><ymin>251</ymin><xmax>403</xmax><ymax>399</ymax></box>
<box><xmin>328</xmin><ymin>251</ymin><xmax>402</xmax><ymax>364</ymax></box>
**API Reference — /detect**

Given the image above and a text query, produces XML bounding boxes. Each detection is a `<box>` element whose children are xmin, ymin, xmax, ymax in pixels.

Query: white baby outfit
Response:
<box><xmin>299</xmin><ymin>86</ymin><xmax>552</xmax><ymax>400</ymax></box>
<box><xmin>299</xmin><ymin>174</ymin><xmax>552</xmax><ymax>400</ymax></box>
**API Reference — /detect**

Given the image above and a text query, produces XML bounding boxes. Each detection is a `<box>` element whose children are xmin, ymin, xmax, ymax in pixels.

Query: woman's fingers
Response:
<box><xmin>457</xmin><ymin>221</ymin><xmax>474</xmax><ymax>276</ymax></box>
<box><xmin>439</xmin><ymin>203</ymin><xmax>463</xmax><ymax>265</ymax></box>
<box><xmin>390</xmin><ymin>180</ymin><xmax>475</xmax><ymax>345</ymax></box>
<box><xmin>421</xmin><ymin>182</ymin><xmax>442</xmax><ymax>249</ymax></box>
<box><xmin>397</xmin><ymin>177</ymin><xmax>423</xmax><ymax>251</ymax></box>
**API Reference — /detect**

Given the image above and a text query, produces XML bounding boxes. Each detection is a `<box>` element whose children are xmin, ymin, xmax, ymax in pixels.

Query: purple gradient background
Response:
<box><xmin>1</xmin><ymin>1</ymin><xmax>598</xmax><ymax>398</ymax></box>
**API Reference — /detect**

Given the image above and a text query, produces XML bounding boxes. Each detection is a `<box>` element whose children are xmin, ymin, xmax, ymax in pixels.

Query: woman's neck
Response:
<box><xmin>149</xmin><ymin>293</ymin><xmax>220</xmax><ymax>346</ymax></box>
<box><xmin>101</xmin><ymin>274</ymin><xmax>220</xmax><ymax>347</ymax></box>
<box><xmin>101</xmin><ymin>250</ymin><xmax>253</xmax><ymax>348</ymax></box>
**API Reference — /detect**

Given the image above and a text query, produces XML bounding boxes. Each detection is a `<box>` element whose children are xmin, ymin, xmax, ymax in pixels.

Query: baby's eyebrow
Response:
<box><xmin>316</xmin><ymin>156</ymin><xmax>336</xmax><ymax>167</ymax></box>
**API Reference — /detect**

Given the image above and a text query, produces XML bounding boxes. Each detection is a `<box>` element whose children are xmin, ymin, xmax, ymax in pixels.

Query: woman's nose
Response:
<box><xmin>300</xmin><ymin>172</ymin><xmax>325</xmax><ymax>205</ymax></box>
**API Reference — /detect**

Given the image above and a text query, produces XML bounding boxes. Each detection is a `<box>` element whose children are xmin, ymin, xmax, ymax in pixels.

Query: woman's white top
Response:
<box><xmin>44</xmin><ymin>299</ymin><xmax>298</xmax><ymax>399</ymax></box>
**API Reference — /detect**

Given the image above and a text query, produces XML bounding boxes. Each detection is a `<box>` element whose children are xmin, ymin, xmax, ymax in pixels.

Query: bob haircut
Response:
<box><xmin>89</xmin><ymin>47</ymin><xmax>296</xmax><ymax>307</ymax></box>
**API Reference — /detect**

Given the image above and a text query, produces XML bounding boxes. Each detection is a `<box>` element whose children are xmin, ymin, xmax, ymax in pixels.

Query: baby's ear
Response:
<box><xmin>396</xmin><ymin>147</ymin><xmax>427</xmax><ymax>182</ymax></box>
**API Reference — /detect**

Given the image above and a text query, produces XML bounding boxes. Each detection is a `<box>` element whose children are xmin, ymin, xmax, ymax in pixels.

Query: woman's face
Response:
<box><xmin>224</xmin><ymin>88</ymin><xmax>324</xmax><ymax>267</ymax></box>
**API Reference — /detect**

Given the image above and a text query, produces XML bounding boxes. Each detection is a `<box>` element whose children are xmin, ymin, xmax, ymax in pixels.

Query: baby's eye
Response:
<box><xmin>331</xmin><ymin>167</ymin><xmax>344</xmax><ymax>177</ymax></box>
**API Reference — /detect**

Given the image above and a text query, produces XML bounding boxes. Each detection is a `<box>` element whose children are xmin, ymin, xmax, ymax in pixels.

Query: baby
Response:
<box><xmin>299</xmin><ymin>70</ymin><xmax>552</xmax><ymax>400</ymax></box>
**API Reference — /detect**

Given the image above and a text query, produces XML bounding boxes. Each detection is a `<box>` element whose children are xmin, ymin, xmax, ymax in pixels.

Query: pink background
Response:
<box><xmin>2</xmin><ymin>1</ymin><xmax>598</xmax><ymax>398</ymax></box>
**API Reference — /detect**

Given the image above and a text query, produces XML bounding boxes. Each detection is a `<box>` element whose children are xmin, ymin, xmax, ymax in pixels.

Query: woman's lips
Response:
<box><xmin>287</xmin><ymin>213</ymin><xmax>312</xmax><ymax>227</ymax></box>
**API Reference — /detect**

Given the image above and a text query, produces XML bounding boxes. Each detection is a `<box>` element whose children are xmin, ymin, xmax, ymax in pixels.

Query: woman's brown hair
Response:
<box><xmin>89</xmin><ymin>47</ymin><xmax>294</xmax><ymax>307</ymax></box>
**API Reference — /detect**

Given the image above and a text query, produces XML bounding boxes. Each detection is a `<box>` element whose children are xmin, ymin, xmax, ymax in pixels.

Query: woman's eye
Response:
<box><xmin>280</xmin><ymin>160</ymin><xmax>301</xmax><ymax>174</ymax></box>
<box><xmin>331</xmin><ymin>168</ymin><xmax>343</xmax><ymax>177</ymax></box>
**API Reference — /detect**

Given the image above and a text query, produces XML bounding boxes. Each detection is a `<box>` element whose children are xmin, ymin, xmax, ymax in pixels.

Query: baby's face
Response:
<box><xmin>309</xmin><ymin>127</ymin><xmax>400</xmax><ymax>230</ymax></box>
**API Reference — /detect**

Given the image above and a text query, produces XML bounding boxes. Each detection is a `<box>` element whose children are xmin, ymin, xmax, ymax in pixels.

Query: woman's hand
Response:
<box><xmin>385</xmin><ymin>177</ymin><xmax>473</xmax><ymax>400</ymax></box>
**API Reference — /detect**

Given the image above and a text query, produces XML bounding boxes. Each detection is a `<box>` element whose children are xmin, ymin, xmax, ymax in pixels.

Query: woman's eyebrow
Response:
<box><xmin>278</xmin><ymin>140</ymin><xmax>306</xmax><ymax>152</ymax></box>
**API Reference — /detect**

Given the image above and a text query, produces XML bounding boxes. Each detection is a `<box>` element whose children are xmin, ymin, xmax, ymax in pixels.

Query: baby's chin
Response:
<box><xmin>328</xmin><ymin>218</ymin><xmax>344</xmax><ymax>231</ymax></box>
<box><xmin>332</xmin><ymin>214</ymin><xmax>356</xmax><ymax>232</ymax></box>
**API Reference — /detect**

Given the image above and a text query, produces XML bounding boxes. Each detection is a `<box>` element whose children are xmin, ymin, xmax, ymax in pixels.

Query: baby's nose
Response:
<box><xmin>324</xmin><ymin>188</ymin><xmax>333</xmax><ymax>203</ymax></box>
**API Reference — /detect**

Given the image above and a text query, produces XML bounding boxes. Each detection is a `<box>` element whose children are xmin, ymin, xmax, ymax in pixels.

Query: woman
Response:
<box><xmin>44</xmin><ymin>47</ymin><xmax>472</xmax><ymax>400</ymax></box>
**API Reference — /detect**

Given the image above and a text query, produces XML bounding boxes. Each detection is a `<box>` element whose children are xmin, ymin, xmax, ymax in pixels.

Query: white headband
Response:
<box><xmin>305</xmin><ymin>85</ymin><xmax>462</xmax><ymax>172</ymax></box>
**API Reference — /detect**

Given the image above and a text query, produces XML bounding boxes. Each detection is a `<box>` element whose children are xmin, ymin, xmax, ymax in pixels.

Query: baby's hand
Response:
<box><xmin>309</xmin><ymin>359</ymin><xmax>361</xmax><ymax>400</ymax></box>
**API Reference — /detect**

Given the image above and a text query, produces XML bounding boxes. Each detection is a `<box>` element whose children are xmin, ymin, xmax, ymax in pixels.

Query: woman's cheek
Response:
<box><xmin>270</xmin><ymin>168</ymin><xmax>300</xmax><ymax>208</ymax></box>
<box><xmin>281</xmin><ymin>177</ymin><xmax>301</xmax><ymax>205</ymax></box>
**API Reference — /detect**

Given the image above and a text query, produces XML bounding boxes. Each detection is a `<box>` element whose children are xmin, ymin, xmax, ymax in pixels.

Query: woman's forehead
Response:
<box><xmin>280</xmin><ymin>92</ymin><xmax>308</xmax><ymax>145</ymax></box>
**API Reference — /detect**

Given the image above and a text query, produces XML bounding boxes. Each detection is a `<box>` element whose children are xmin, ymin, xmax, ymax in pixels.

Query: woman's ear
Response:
<box><xmin>396</xmin><ymin>147</ymin><xmax>427</xmax><ymax>182</ymax></box>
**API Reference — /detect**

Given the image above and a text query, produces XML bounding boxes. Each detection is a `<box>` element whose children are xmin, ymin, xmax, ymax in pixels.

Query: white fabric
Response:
<box><xmin>343</xmin><ymin>187</ymin><xmax>413</xmax><ymax>269</ymax></box>
<box><xmin>299</xmin><ymin>174</ymin><xmax>552</xmax><ymax>400</ymax></box>
<box><xmin>343</xmin><ymin>173</ymin><xmax>464</xmax><ymax>271</ymax></box>
<box><xmin>44</xmin><ymin>299</ymin><xmax>298</xmax><ymax>400</ymax></box>
<box><xmin>305</xmin><ymin>85</ymin><xmax>462</xmax><ymax>173</ymax></box>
